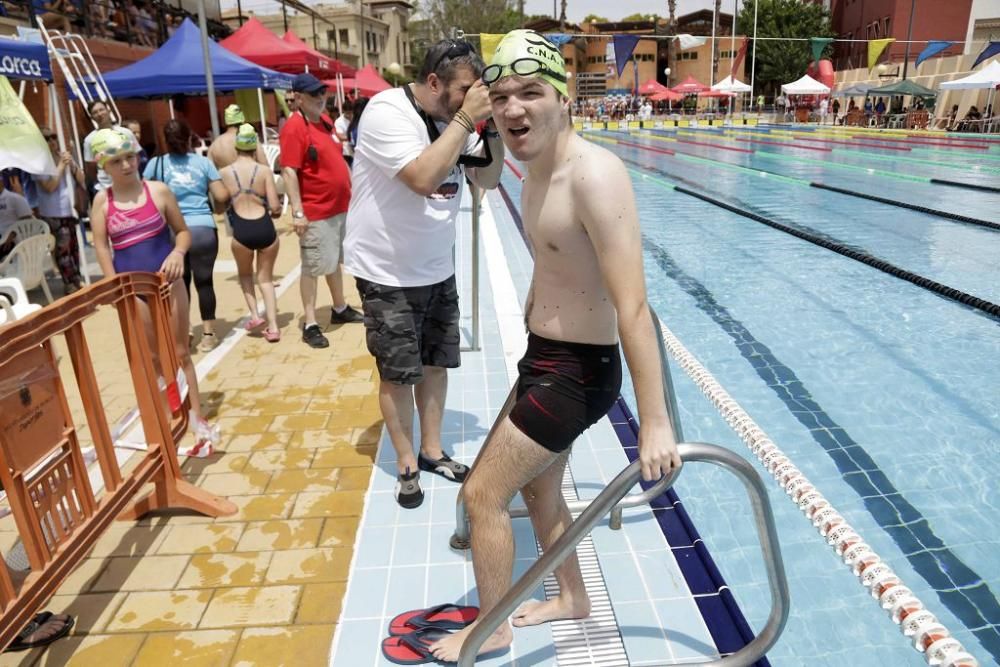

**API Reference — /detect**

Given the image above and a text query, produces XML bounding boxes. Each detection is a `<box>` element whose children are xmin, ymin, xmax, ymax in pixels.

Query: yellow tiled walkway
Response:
<box><xmin>1</xmin><ymin>217</ymin><xmax>381</xmax><ymax>666</ymax></box>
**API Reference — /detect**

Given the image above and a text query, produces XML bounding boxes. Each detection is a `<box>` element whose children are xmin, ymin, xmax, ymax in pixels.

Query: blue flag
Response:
<box><xmin>613</xmin><ymin>35</ymin><xmax>641</xmax><ymax>79</ymax></box>
<box><xmin>972</xmin><ymin>41</ymin><xmax>1000</xmax><ymax>69</ymax></box>
<box><xmin>545</xmin><ymin>33</ymin><xmax>573</xmax><ymax>47</ymax></box>
<box><xmin>915</xmin><ymin>41</ymin><xmax>954</xmax><ymax>68</ymax></box>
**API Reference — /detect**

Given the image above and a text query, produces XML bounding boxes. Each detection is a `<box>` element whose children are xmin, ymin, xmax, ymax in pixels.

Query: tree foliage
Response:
<box><xmin>419</xmin><ymin>0</ymin><xmax>523</xmax><ymax>41</ymax></box>
<box><xmin>621</xmin><ymin>13</ymin><xmax>660</xmax><ymax>22</ymax></box>
<box><xmin>582</xmin><ymin>14</ymin><xmax>609</xmax><ymax>24</ymax></box>
<box><xmin>737</xmin><ymin>0</ymin><xmax>834</xmax><ymax>94</ymax></box>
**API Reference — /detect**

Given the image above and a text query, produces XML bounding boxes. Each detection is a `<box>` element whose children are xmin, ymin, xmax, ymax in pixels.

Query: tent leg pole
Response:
<box><xmin>169</xmin><ymin>97</ymin><xmax>175</xmax><ymax>120</ymax></box>
<box><xmin>258</xmin><ymin>88</ymin><xmax>268</xmax><ymax>147</ymax></box>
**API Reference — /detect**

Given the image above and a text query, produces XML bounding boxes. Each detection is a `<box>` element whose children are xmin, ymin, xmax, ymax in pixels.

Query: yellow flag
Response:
<box><xmin>234</xmin><ymin>89</ymin><xmax>261</xmax><ymax>123</ymax></box>
<box><xmin>480</xmin><ymin>34</ymin><xmax>504</xmax><ymax>65</ymax></box>
<box><xmin>0</xmin><ymin>76</ymin><xmax>56</xmax><ymax>175</ymax></box>
<box><xmin>868</xmin><ymin>38</ymin><xmax>895</xmax><ymax>71</ymax></box>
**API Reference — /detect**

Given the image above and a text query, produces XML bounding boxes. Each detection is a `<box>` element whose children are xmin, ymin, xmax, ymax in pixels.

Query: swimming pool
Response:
<box><xmin>503</xmin><ymin>127</ymin><xmax>999</xmax><ymax>665</ymax></box>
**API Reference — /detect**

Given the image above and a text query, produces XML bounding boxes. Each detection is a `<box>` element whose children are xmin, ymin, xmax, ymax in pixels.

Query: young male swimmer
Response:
<box><xmin>430</xmin><ymin>29</ymin><xmax>681</xmax><ymax>662</ymax></box>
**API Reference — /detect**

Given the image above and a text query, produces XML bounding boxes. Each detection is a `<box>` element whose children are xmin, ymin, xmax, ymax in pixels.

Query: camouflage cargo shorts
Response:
<box><xmin>355</xmin><ymin>276</ymin><xmax>461</xmax><ymax>385</ymax></box>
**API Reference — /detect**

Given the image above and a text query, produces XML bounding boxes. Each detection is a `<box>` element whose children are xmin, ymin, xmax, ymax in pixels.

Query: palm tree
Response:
<box><xmin>713</xmin><ymin>0</ymin><xmax>722</xmax><ymax>83</ymax></box>
<box><xmin>666</xmin><ymin>0</ymin><xmax>677</xmax><ymax>86</ymax></box>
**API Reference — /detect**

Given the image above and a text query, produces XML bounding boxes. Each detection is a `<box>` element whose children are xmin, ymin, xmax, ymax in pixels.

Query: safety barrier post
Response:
<box><xmin>0</xmin><ymin>273</ymin><xmax>236</xmax><ymax>650</ymax></box>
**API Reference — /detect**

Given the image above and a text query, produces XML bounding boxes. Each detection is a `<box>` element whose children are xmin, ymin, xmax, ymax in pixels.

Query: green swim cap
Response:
<box><xmin>235</xmin><ymin>123</ymin><xmax>258</xmax><ymax>151</ymax></box>
<box><xmin>488</xmin><ymin>29</ymin><xmax>568</xmax><ymax>97</ymax></box>
<box><xmin>224</xmin><ymin>104</ymin><xmax>245</xmax><ymax>126</ymax></box>
<box><xmin>90</xmin><ymin>128</ymin><xmax>136</xmax><ymax>168</ymax></box>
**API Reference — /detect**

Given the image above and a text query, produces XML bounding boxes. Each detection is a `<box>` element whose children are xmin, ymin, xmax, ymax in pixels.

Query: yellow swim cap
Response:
<box><xmin>90</xmin><ymin>128</ymin><xmax>136</xmax><ymax>168</ymax></box>
<box><xmin>235</xmin><ymin>123</ymin><xmax>258</xmax><ymax>151</ymax></box>
<box><xmin>224</xmin><ymin>104</ymin><xmax>245</xmax><ymax>126</ymax></box>
<box><xmin>485</xmin><ymin>30</ymin><xmax>568</xmax><ymax>97</ymax></box>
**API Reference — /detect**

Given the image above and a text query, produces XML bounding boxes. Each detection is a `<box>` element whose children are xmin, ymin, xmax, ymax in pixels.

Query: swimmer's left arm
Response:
<box><xmin>467</xmin><ymin>121</ymin><xmax>504</xmax><ymax>190</ymax></box>
<box><xmin>577</xmin><ymin>153</ymin><xmax>681</xmax><ymax>481</ymax></box>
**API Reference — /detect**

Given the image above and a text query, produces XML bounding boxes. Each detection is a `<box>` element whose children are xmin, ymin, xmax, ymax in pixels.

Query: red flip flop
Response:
<box><xmin>388</xmin><ymin>603</ymin><xmax>479</xmax><ymax>636</ymax></box>
<box><xmin>381</xmin><ymin>627</ymin><xmax>449</xmax><ymax>665</ymax></box>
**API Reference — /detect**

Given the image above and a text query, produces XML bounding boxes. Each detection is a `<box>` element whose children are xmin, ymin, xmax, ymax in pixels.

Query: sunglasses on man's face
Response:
<box><xmin>431</xmin><ymin>40</ymin><xmax>475</xmax><ymax>73</ymax></box>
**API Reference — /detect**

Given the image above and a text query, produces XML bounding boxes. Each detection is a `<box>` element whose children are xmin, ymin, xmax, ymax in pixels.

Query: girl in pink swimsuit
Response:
<box><xmin>88</xmin><ymin>129</ymin><xmax>218</xmax><ymax>457</ymax></box>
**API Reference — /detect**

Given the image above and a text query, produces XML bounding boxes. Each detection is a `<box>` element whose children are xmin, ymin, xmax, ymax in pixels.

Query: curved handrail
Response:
<box><xmin>457</xmin><ymin>442</ymin><xmax>789</xmax><ymax>666</ymax></box>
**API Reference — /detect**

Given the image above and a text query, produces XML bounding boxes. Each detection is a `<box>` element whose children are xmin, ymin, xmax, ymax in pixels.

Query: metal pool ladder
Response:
<box><xmin>452</xmin><ymin>306</ymin><xmax>790</xmax><ymax>666</ymax></box>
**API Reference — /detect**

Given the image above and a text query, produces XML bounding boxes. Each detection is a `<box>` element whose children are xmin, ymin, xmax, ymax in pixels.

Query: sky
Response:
<box><xmin>523</xmin><ymin>0</ymin><xmax>719</xmax><ymax>23</ymax></box>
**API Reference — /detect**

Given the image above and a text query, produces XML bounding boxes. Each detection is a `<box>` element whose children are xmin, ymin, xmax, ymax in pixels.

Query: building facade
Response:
<box><xmin>223</xmin><ymin>0</ymin><xmax>412</xmax><ymax>74</ymax></box>
<box><xmin>540</xmin><ymin>11</ymin><xmax>746</xmax><ymax>99</ymax></box>
<box><xmin>830</xmin><ymin>0</ymin><xmax>974</xmax><ymax>70</ymax></box>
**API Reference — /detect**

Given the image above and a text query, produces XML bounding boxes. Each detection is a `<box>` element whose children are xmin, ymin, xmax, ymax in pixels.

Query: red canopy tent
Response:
<box><xmin>220</xmin><ymin>18</ymin><xmax>327</xmax><ymax>75</ymax></box>
<box><xmin>671</xmin><ymin>75</ymin><xmax>710</xmax><ymax>94</ymax></box>
<box><xmin>651</xmin><ymin>89</ymin><xmax>684</xmax><ymax>102</ymax></box>
<box><xmin>282</xmin><ymin>30</ymin><xmax>355</xmax><ymax>77</ymax></box>
<box><xmin>637</xmin><ymin>79</ymin><xmax>669</xmax><ymax>96</ymax></box>
<box><xmin>329</xmin><ymin>64</ymin><xmax>392</xmax><ymax>98</ymax></box>
<box><xmin>698</xmin><ymin>90</ymin><xmax>737</xmax><ymax>98</ymax></box>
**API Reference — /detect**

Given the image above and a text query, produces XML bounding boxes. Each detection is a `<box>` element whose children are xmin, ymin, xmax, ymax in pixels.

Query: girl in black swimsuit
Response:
<box><xmin>223</xmin><ymin>125</ymin><xmax>283</xmax><ymax>342</ymax></box>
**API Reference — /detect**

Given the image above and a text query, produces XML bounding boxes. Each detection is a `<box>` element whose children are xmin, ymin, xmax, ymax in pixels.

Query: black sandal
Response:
<box><xmin>4</xmin><ymin>612</ymin><xmax>75</xmax><ymax>652</ymax></box>
<box><xmin>417</xmin><ymin>452</ymin><xmax>469</xmax><ymax>483</ymax></box>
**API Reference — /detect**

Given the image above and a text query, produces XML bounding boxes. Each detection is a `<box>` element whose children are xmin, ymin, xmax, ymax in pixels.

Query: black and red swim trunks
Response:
<box><xmin>509</xmin><ymin>333</ymin><xmax>622</xmax><ymax>453</ymax></box>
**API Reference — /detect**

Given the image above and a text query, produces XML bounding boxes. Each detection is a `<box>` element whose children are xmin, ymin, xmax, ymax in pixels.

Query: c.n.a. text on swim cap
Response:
<box><xmin>0</xmin><ymin>55</ymin><xmax>43</xmax><ymax>79</ymax></box>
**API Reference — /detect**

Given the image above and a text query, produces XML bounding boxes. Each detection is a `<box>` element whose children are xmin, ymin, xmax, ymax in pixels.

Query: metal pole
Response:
<box><xmin>195</xmin><ymin>0</ymin><xmax>220</xmax><ymax>140</ymax></box>
<box><xmin>257</xmin><ymin>88</ymin><xmax>268</xmax><ymax>147</ymax></box>
<box><xmin>731</xmin><ymin>0</ymin><xmax>738</xmax><ymax>77</ymax></box>
<box><xmin>710</xmin><ymin>0</ymin><xmax>718</xmax><ymax>86</ymax></box>
<box><xmin>470</xmin><ymin>185</ymin><xmax>480</xmax><ymax>351</ymax></box>
<box><xmin>901</xmin><ymin>0</ymin><xmax>916</xmax><ymax>80</ymax></box>
<box><xmin>749</xmin><ymin>0</ymin><xmax>758</xmax><ymax>96</ymax></box>
<box><xmin>236</xmin><ymin>0</ymin><xmax>244</xmax><ymax>26</ymax></box>
<box><xmin>281</xmin><ymin>0</ymin><xmax>288</xmax><ymax>33</ymax></box>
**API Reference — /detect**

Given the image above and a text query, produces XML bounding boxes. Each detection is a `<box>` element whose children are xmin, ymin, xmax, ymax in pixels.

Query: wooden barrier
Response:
<box><xmin>0</xmin><ymin>273</ymin><xmax>236</xmax><ymax>650</ymax></box>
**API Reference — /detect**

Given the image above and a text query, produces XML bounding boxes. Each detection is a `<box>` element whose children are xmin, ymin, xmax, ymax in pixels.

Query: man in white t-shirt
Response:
<box><xmin>819</xmin><ymin>97</ymin><xmax>829</xmax><ymax>124</ymax></box>
<box><xmin>82</xmin><ymin>99</ymin><xmax>136</xmax><ymax>192</ymax></box>
<box><xmin>344</xmin><ymin>39</ymin><xmax>504</xmax><ymax>508</ymax></box>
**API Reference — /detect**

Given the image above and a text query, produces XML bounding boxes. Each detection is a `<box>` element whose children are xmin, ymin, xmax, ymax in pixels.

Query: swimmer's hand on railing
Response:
<box><xmin>638</xmin><ymin>419</ymin><xmax>682</xmax><ymax>481</ymax></box>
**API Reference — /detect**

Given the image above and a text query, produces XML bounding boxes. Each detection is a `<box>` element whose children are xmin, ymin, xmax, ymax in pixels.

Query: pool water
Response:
<box><xmin>501</xmin><ymin>128</ymin><xmax>999</xmax><ymax>665</ymax></box>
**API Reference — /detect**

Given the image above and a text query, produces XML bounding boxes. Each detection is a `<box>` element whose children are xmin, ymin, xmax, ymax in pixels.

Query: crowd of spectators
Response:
<box><xmin>0</xmin><ymin>0</ymin><xmax>230</xmax><ymax>47</ymax></box>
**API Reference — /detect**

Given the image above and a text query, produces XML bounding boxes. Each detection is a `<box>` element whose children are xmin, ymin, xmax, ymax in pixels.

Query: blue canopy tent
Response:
<box><xmin>86</xmin><ymin>19</ymin><xmax>293</xmax><ymax>98</ymax></box>
<box><xmin>0</xmin><ymin>37</ymin><xmax>52</xmax><ymax>81</ymax></box>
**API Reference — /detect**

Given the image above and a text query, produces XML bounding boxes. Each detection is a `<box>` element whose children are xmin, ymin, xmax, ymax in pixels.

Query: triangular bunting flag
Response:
<box><xmin>972</xmin><ymin>41</ymin><xmax>1000</xmax><ymax>69</ymax></box>
<box><xmin>915</xmin><ymin>40</ymin><xmax>954</xmax><ymax>68</ymax></box>
<box><xmin>0</xmin><ymin>76</ymin><xmax>56</xmax><ymax>175</ymax></box>
<box><xmin>479</xmin><ymin>33</ymin><xmax>504</xmax><ymax>65</ymax></box>
<box><xmin>731</xmin><ymin>37</ymin><xmax>749</xmax><ymax>77</ymax></box>
<box><xmin>613</xmin><ymin>35</ymin><xmax>641</xmax><ymax>78</ymax></box>
<box><xmin>868</xmin><ymin>38</ymin><xmax>895</xmax><ymax>71</ymax></box>
<box><xmin>810</xmin><ymin>37</ymin><xmax>833</xmax><ymax>63</ymax></box>
<box><xmin>545</xmin><ymin>33</ymin><xmax>573</xmax><ymax>47</ymax></box>
<box><xmin>676</xmin><ymin>34</ymin><xmax>707</xmax><ymax>50</ymax></box>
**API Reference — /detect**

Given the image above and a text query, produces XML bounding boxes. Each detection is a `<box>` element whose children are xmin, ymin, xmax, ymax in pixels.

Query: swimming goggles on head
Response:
<box><xmin>482</xmin><ymin>58</ymin><xmax>567</xmax><ymax>86</ymax></box>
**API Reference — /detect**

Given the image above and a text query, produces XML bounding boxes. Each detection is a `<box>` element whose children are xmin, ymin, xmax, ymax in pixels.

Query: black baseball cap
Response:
<box><xmin>292</xmin><ymin>73</ymin><xmax>327</xmax><ymax>94</ymax></box>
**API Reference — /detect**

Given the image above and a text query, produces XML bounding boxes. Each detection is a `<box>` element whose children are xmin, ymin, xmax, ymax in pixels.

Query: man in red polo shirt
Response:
<box><xmin>280</xmin><ymin>73</ymin><xmax>363</xmax><ymax>349</ymax></box>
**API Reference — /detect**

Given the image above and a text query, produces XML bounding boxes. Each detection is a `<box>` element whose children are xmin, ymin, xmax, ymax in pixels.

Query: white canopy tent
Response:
<box><xmin>712</xmin><ymin>75</ymin><xmax>752</xmax><ymax>93</ymax></box>
<box><xmin>938</xmin><ymin>60</ymin><xmax>1000</xmax><ymax>89</ymax></box>
<box><xmin>781</xmin><ymin>74</ymin><xmax>831</xmax><ymax>96</ymax></box>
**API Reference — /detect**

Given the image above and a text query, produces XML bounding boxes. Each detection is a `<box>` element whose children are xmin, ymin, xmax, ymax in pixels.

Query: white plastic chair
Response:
<box><xmin>0</xmin><ymin>277</ymin><xmax>43</xmax><ymax>324</ymax></box>
<box><xmin>262</xmin><ymin>144</ymin><xmax>289</xmax><ymax>216</ymax></box>
<box><xmin>0</xmin><ymin>234</ymin><xmax>56</xmax><ymax>304</ymax></box>
<box><xmin>0</xmin><ymin>217</ymin><xmax>49</xmax><ymax>248</ymax></box>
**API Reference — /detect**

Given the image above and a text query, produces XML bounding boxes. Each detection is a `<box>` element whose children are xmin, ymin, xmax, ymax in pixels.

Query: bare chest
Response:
<box><xmin>522</xmin><ymin>180</ymin><xmax>593</xmax><ymax>262</ymax></box>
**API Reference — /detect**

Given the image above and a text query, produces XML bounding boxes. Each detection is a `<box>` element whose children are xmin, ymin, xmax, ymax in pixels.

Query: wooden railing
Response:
<box><xmin>0</xmin><ymin>273</ymin><xmax>235</xmax><ymax>649</ymax></box>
